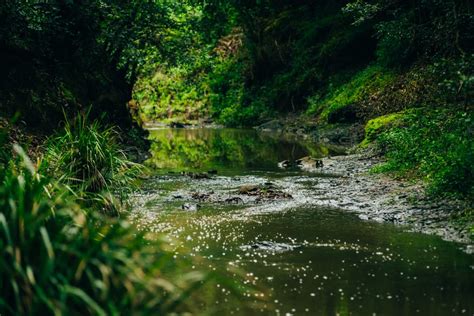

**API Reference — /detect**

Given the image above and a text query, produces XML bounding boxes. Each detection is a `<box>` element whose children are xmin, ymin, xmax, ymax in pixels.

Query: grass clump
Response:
<box><xmin>374</xmin><ymin>108</ymin><xmax>474</xmax><ymax>198</ymax></box>
<box><xmin>43</xmin><ymin>113</ymin><xmax>140</xmax><ymax>211</ymax></box>
<box><xmin>0</xmin><ymin>145</ymin><xmax>206</xmax><ymax>315</ymax></box>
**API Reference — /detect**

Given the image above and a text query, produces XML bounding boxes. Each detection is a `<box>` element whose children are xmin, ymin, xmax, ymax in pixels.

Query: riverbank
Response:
<box><xmin>255</xmin><ymin>118</ymin><xmax>473</xmax><ymax>250</ymax></box>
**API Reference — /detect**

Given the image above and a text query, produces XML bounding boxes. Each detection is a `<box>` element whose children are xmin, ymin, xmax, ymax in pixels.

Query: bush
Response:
<box><xmin>0</xmin><ymin>145</ymin><xmax>206</xmax><ymax>315</ymax></box>
<box><xmin>375</xmin><ymin>16</ymin><xmax>416</xmax><ymax>67</ymax></box>
<box><xmin>208</xmin><ymin>57</ymin><xmax>253</xmax><ymax>126</ymax></box>
<box><xmin>375</xmin><ymin>109</ymin><xmax>474</xmax><ymax>198</ymax></box>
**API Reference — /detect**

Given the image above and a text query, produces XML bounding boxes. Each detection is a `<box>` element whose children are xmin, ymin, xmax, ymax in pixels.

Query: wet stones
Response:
<box><xmin>296</xmin><ymin>156</ymin><xmax>324</xmax><ymax>169</ymax></box>
<box><xmin>190</xmin><ymin>191</ymin><xmax>245</xmax><ymax>205</ymax></box>
<box><xmin>278</xmin><ymin>160</ymin><xmax>291</xmax><ymax>169</ymax></box>
<box><xmin>278</xmin><ymin>156</ymin><xmax>324</xmax><ymax>170</ymax></box>
<box><xmin>191</xmin><ymin>192</ymin><xmax>212</xmax><ymax>201</ymax></box>
<box><xmin>255</xmin><ymin>119</ymin><xmax>284</xmax><ymax>132</ymax></box>
<box><xmin>181</xmin><ymin>203</ymin><xmax>201</xmax><ymax>211</ymax></box>
<box><xmin>241</xmin><ymin>241</ymin><xmax>302</xmax><ymax>253</ymax></box>
<box><xmin>181</xmin><ymin>172</ymin><xmax>210</xmax><ymax>179</ymax></box>
<box><xmin>180</xmin><ymin>170</ymin><xmax>218</xmax><ymax>179</ymax></box>
<box><xmin>238</xmin><ymin>183</ymin><xmax>293</xmax><ymax>200</ymax></box>
<box><xmin>169</xmin><ymin>122</ymin><xmax>187</xmax><ymax>128</ymax></box>
<box><xmin>225</xmin><ymin>197</ymin><xmax>244</xmax><ymax>204</ymax></box>
<box><xmin>239</xmin><ymin>184</ymin><xmax>259</xmax><ymax>194</ymax></box>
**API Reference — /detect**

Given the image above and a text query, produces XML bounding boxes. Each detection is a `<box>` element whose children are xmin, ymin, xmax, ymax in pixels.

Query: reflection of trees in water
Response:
<box><xmin>146</xmin><ymin>129</ymin><xmax>330</xmax><ymax>171</ymax></box>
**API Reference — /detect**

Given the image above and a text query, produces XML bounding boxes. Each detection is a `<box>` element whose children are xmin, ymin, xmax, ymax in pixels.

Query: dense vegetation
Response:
<box><xmin>0</xmin><ymin>1</ymin><xmax>213</xmax><ymax>313</ymax></box>
<box><xmin>0</xmin><ymin>0</ymin><xmax>191</xmax><ymax>127</ymax></box>
<box><xmin>129</xmin><ymin>0</ymin><xmax>473</xmax><ymax>197</ymax></box>
<box><xmin>0</xmin><ymin>0</ymin><xmax>473</xmax><ymax>314</ymax></box>
<box><xmin>0</xmin><ymin>120</ymin><xmax>212</xmax><ymax>314</ymax></box>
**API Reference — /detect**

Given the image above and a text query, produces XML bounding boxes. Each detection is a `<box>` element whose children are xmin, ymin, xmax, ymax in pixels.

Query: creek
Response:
<box><xmin>131</xmin><ymin>128</ymin><xmax>474</xmax><ymax>315</ymax></box>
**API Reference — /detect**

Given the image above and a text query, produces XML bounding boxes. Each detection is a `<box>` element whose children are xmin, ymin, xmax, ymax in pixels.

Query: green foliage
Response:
<box><xmin>344</xmin><ymin>0</ymin><xmax>474</xmax><ymax>67</ymax></box>
<box><xmin>230</xmin><ymin>1</ymin><xmax>376</xmax><ymax>119</ymax></box>
<box><xmin>0</xmin><ymin>146</ymin><xmax>206</xmax><ymax>315</ymax></box>
<box><xmin>307</xmin><ymin>65</ymin><xmax>396</xmax><ymax>120</ymax></box>
<box><xmin>375</xmin><ymin>16</ymin><xmax>416</xmax><ymax>66</ymax></box>
<box><xmin>209</xmin><ymin>57</ymin><xmax>270</xmax><ymax>127</ymax></box>
<box><xmin>2</xmin><ymin>0</ymin><xmax>472</xmax><ymax>128</ymax></box>
<box><xmin>374</xmin><ymin>109</ymin><xmax>474</xmax><ymax>198</ymax></box>
<box><xmin>43</xmin><ymin>113</ymin><xmax>140</xmax><ymax>204</ymax></box>
<box><xmin>0</xmin><ymin>122</ymin><xmax>9</xmax><ymax>166</ymax></box>
<box><xmin>0</xmin><ymin>0</ymin><xmax>129</xmax><ymax>126</ymax></box>
<box><xmin>342</xmin><ymin>1</ymin><xmax>381</xmax><ymax>26</ymax></box>
<box><xmin>361</xmin><ymin>112</ymin><xmax>404</xmax><ymax>147</ymax></box>
<box><xmin>134</xmin><ymin>64</ymin><xmax>209</xmax><ymax>124</ymax></box>
<box><xmin>431</xmin><ymin>55</ymin><xmax>474</xmax><ymax>105</ymax></box>
<box><xmin>130</xmin><ymin>1</ymin><xmax>378</xmax><ymax>126</ymax></box>
<box><xmin>128</xmin><ymin>2</ymin><xmax>231</xmax><ymax>126</ymax></box>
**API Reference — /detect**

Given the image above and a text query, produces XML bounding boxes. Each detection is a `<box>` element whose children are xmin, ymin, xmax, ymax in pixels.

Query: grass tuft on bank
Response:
<box><xmin>42</xmin><ymin>113</ymin><xmax>142</xmax><ymax>214</ymax></box>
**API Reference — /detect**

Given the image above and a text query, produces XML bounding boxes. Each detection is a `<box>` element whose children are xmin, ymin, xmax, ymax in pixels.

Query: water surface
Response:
<box><xmin>133</xmin><ymin>128</ymin><xmax>474</xmax><ymax>315</ymax></box>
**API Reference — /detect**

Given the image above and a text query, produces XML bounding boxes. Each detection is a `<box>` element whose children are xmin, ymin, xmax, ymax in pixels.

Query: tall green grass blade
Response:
<box><xmin>63</xmin><ymin>286</ymin><xmax>107</xmax><ymax>316</ymax></box>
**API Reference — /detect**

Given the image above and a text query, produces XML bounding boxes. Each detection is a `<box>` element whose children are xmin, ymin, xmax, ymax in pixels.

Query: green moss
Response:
<box><xmin>361</xmin><ymin>112</ymin><xmax>404</xmax><ymax>147</ymax></box>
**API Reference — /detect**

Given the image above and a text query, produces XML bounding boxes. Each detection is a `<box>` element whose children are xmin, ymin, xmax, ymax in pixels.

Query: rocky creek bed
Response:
<box><xmin>135</xmin><ymin>125</ymin><xmax>473</xmax><ymax>251</ymax></box>
<box><xmin>132</xmin><ymin>153</ymin><xmax>473</xmax><ymax>251</ymax></box>
<box><xmin>256</xmin><ymin>119</ymin><xmax>473</xmax><ymax>250</ymax></box>
<box><xmin>297</xmin><ymin>154</ymin><xmax>472</xmax><ymax>249</ymax></box>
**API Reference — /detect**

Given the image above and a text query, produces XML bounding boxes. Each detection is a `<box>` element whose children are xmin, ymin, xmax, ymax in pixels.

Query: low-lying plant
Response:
<box><xmin>306</xmin><ymin>65</ymin><xmax>396</xmax><ymax>121</ymax></box>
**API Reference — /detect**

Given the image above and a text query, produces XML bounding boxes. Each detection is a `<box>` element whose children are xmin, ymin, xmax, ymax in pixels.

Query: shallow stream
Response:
<box><xmin>131</xmin><ymin>128</ymin><xmax>474</xmax><ymax>315</ymax></box>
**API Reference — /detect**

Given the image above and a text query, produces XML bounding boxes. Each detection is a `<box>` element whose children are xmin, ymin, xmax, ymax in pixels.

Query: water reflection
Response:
<box><xmin>146</xmin><ymin>128</ymin><xmax>338</xmax><ymax>173</ymax></box>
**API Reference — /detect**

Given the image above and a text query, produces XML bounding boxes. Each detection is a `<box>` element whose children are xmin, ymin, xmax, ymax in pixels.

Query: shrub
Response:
<box><xmin>208</xmin><ymin>57</ymin><xmax>250</xmax><ymax>126</ymax></box>
<box><xmin>0</xmin><ymin>145</ymin><xmax>205</xmax><ymax>315</ymax></box>
<box><xmin>375</xmin><ymin>16</ymin><xmax>416</xmax><ymax>67</ymax></box>
<box><xmin>375</xmin><ymin>109</ymin><xmax>474</xmax><ymax>198</ymax></box>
